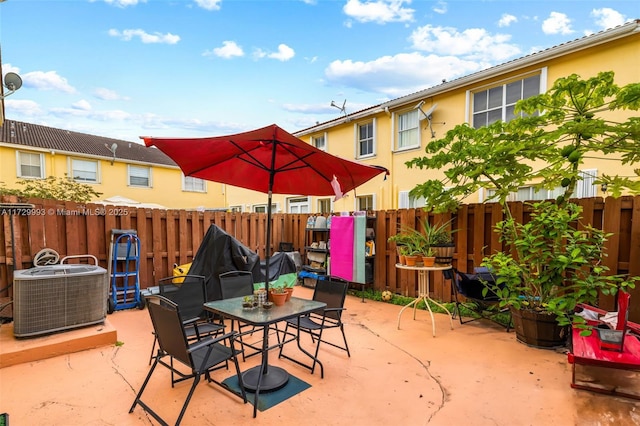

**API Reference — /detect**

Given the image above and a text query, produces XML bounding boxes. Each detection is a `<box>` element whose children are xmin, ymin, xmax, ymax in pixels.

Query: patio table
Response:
<box><xmin>204</xmin><ymin>296</ymin><xmax>326</xmax><ymax>417</ymax></box>
<box><xmin>395</xmin><ymin>264</ymin><xmax>454</xmax><ymax>336</ymax></box>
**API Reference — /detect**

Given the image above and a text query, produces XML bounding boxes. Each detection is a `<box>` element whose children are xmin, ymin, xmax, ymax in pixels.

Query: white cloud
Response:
<box><xmin>253</xmin><ymin>44</ymin><xmax>295</xmax><ymax>61</ymax></box>
<box><xmin>4</xmin><ymin>99</ymin><xmax>42</xmax><ymax>116</ymax></box>
<box><xmin>205</xmin><ymin>41</ymin><xmax>245</xmax><ymax>59</ymax></box>
<box><xmin>194</xmin><ymin>0</ymin><xmax>222</xmax><ymax>11</ymax></box>
<box><xmin>99</xmin><ymin>0</ymin><xmax>146</xmax><ymax>7</ymax></box>
<box><xmin>72</xmin><ymin>100</ymin><xmax>92</xmax><ymax>111</ymax></box>
<box><xmin>409</xmin><ymin>25</ymin><xmax>521</xmax><ymax>62</ymax></box>
<box><xmin>108</xmin><ymin>29</ymin><xmax>180</xmax><ymax>44</ymax></box>
<box><xmin>325</xmin><ymin>52</ymin><xmax>483</xmax><ymax>97</ymax></box>
<box><xmin>22</xmin><ymin>71</ymin><xmax>75</xmax><ymax>93</ymax></box>
<box><xmin>433</xmin><ymin>1</ymin><xmax>447</xmax><ymax>14</ymax></box>
<box><xmin>50</xmin><ymin>107</ymin><xmax>131</xmax><ymax>121</ymax></box>
<box><xmin>498</xmin><ymin>14</ymin><xmax>517</xmax><ymax>28</ymax></box>
<box><xmin>542</xmin><ymin>12</ymin><xmax>573</xmax><ymax>35</ymax></box>
<box><xmin>591</xmin><ymin>8</ymin><xmax>627</xmax><ymax>30</ymax></box>
<box><xmin>268</xmin><ymin>44</ymin><xmax>295</xmax><ymax>61</ymax></box>
<box><xmin>2</xmin><ymin>64</ymin><xmax>21</xmax><ymax>74</ymax></box>
<box><xmin>343</xmin><ymin>0</ymin><xmax>415</xmax><ymax>24</ymax></box>
<box><xmin>93</xmin><ymin>87</ymin><xmax>128</xmax><ymax>101</ymax></box>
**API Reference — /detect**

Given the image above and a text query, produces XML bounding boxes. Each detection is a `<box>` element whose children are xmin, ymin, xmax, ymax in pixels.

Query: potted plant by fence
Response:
<box><xmin>421</xmin><ymin>218</ymin><xmax>456</xmax><ymax>265</ymax></box>
<box><xmin>399</xmin><ymin>225</ymin><xmax>431</xmax><ymax>267</ymax></box>
<box><xmin>421</xmin><ymin>246</ymin><xmax>436</xmax><ymax>267</ymax></box>
<box><xmin>388</xmin><ymin>232</ymin><xmax>412</xmax><ymax>265</ymax></box>
<box><xmin>484</xmin><ymin>200</ymin><xmax>629</xmax><ymax>346</ymax></box>
<box><xmin>406</xmin><ymin>71</ymin><xmax>640</xmax><ymax>347</ymax></box>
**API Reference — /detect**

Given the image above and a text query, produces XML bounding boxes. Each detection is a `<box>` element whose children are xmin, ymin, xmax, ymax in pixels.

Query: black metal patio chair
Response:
<box><xmin>444</xmin><ymin>267</ymin><xmax>511</xmax><ymax>331</ymax></box>
<box><xmin>278</xmin><ymin>276</ymin><xmax>350</xmax><ymax>378</ymax></box>
<box><xmin>148</xmin><ymin>274</ymin><xmax>225</xmax><ymax>364</ymax></box>
<box><xmin>219</xmin><ymin>270</ymin><xmax>263</xmax><ymax>360</ymax></box>
<box><xmin>130</xmin><ymin>295</ymin><xmax>246</xmax><ymax>426</ymax></box>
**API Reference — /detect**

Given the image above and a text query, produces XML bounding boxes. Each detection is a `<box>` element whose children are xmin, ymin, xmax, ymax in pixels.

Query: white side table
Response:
<box><xmin>395</xmin><ymin>263</ymin><xmax>453</xmax><ymax>336</ymax></box>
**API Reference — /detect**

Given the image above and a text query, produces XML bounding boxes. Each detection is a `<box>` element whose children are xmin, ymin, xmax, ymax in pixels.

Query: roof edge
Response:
<box><xmin>295</xmin><ymin>19</ymin><xmax>640</xmax><ymax>137</ymax></box>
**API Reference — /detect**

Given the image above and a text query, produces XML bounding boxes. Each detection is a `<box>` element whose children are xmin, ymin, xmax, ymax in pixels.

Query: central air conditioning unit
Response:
<box><xmin>13</xmin><ymin>264</ymin><xmax>108</xmax><ymax>338</ymax></box>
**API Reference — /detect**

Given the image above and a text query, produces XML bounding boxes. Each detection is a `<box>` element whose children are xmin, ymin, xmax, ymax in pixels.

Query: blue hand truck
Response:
<box><xmin>107</xmin><ymin>229</ymin><xmax>143</xmax><ymax>313</ymax></box>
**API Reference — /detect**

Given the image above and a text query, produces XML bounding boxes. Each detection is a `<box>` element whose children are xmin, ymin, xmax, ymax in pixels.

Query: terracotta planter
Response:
<box><xmin>421</xmin><ymin>256</ymin><xmax>436</xmax><ymax>267</ymax></box>
<box><xmin>270</xmin><ymin>291</ymin><xmax>288</xmax><ymax>306</ymax></box>
<box><xmin>285</xmin><ymin>287</ymin><xmax>294</xmax><ymax>301</ymax></box>
<box><xmin>398</xmin><ymin>254</ymin><xmax>406</xmax><ymax>265</ymax></box>
<box><xmin>405</xmin><ymin>255</ymin><xmax>419</xmax><ymax>266</ymax></box>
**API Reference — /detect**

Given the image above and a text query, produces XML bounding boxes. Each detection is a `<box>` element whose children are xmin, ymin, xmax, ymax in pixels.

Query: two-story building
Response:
<box><xmin>0</xmin><ymin>120</ymin><xmax>227</xmax><ymax>209</ymax></box>
<box><xmin>1</xmin><ymin>20</ymin><xmax>638</xmax><ymax>213</ymax></box>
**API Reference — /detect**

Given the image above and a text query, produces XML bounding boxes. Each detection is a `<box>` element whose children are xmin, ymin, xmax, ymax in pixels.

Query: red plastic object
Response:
<box><xmin>568</xmin><ymin>292</ymin><xmax>640</xmax><ymax>400</ymax></box>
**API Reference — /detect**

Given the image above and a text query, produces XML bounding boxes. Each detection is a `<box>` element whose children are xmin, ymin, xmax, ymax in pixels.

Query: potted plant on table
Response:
<box><xmin>421</xmin><ymin>246</ymin><xmax>436</xmax><ymax>267</ymax></box>
<box><xmin>406</xmin><ymin>71</ymin><xmax>640</xmax><ymax>347</ymax></box>
<box><xmin>269</xmin><ymin>286</ymin><xmax>288</xmax><ymax>306</ymax></box>
<box><xmin>421</xmin><ymin>218</ymin><xmax>456</xmax><ymax>265</ymax></box>
<box><xmin>388</xmin><ymin>232</ymin><xmax>412</xmax><ymax>265</ymax></box>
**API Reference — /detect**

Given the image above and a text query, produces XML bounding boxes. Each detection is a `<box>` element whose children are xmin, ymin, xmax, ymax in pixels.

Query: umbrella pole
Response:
<box><xmin>265</xmin><ymin>189</ymin><xmax>272</xmax><ymax>294</ymax></box>
<box><xmin>264</xmin><ymin>140</ymin><xmax>277</xmax><ymax>295</ymax></box>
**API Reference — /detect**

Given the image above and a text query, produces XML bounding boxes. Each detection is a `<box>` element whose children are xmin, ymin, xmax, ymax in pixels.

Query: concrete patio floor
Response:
<box><xmin>1</xmin><ymin>285</ymin><xmax>639</xmax><ymax>425</ymax></box>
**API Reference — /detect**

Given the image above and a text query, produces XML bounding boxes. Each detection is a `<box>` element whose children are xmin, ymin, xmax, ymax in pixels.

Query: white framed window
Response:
<box><xmin>397</xmin><ymin>110</ymin><xmax>420</xmax><ymax>151</ymax></box>
<box><xmin>398</xmin><ymin>190</ymin><xmax>426</xmax><ymax>209</ymax></box>
<box><xmin>288</xmin><ymin>197</ymin><xmax>309</xmax><ymax>214</ymax></box>
<box><xmin>253</xmin><ymin>203</ymin><xmax>279</xmax><ymax>213</ymax></box>
<box><xmin>484</xmin><ymin>169</ymin><xmax>598</xmax><ymax>202</ymax></box>
<box><xmin>312</xmin><ymin>133</ymin><xmax>327</xmax><ymax>151</ymax></box>
<box><xmin>229</xmin><ymin>205</ymin><xmax>243</xmax><ymax>213</ymax></box>
<box><xmin>182</xmin><ymin>174</ymin><xmax>206</xmax><ymax>192</ymax></box>
<box><xmin>317</xmin><ymin>198</ymin><xmax>332</xmax><ymax>214</ymax></box>
<box><xmin>356</xmin><ymin>120</ymin><xmax>375</xmax><ymax>158</ymax></box>
<box><xmin>356</xmin><ymin>194</ymin><xmax>375</xmax><ymax>211</ymax></box>
<box><xmin>70</xmin><ymin>158</ymin><xmax>98</xmax><ymax>183</ymax></box>
<box><xmin>470</xmin><ymin>72</ymin><xmax>544</xmax><ymax>129</ymax></box>
<box><xmin>128</xmin><ymin>165</ymin><xmax>151</xmax><ymax>187</ymax></box>
<box><xmin>576</xmin><ymin>169</ymin><xmax>598</xmax><ymax>198</ymax></box>
<box><xmin>17</xmin><ymin>151</ymin><xmax>44</xmax><ymax>179</ymax></box>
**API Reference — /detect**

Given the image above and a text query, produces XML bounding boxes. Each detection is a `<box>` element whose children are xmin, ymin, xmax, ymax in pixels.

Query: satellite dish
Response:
<box><xmin>418</xmin><ymin>103</ymin><xmax>438</xmax><ymax>120</ymax></box>
<box><xmin>4</xmin><ymin>72</ymin><xmax>23</xmax><ymax>91</ymax></box>
<box><xmin>105</xmin><ymin>143</ymin><xmax>118</xmax><ymax>165</ymax></box>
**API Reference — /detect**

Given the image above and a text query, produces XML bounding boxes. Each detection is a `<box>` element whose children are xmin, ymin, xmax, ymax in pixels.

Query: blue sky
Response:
<box><xmin>1</xmin><ymin>0</ymin><xmax>638</xmax><ymax>142</ymax></box>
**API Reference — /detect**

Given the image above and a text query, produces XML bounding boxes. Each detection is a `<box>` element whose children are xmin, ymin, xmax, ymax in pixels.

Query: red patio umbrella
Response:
<box><xmin>142</xmin><ymin>124</ymin><xmax>388</xmax><ymax>293</ymax></box>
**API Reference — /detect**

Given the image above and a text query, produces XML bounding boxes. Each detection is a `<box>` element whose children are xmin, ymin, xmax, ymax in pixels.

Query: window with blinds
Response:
<box><xmin>128</xmin><ymin>165</ymin><xmax>151</xmax><ymax>187</ymax></box>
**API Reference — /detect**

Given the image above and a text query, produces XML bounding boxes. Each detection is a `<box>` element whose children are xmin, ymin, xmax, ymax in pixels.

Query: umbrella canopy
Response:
<box><xmin>142</xmin><ymin>124</ymin><xmax>387</xmax><ymax>196</ymax></box>
<box><xmin>142</xmin><ymin>123</ymin><xmax>389</xmax><ymax>292</ymax></box>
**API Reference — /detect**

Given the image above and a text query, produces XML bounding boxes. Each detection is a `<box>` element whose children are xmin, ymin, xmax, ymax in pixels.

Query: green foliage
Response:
<box><xmin>482</xmin><ymin>201</ymin><xmax>636</xmax><ymax>326</ymax></box>
<box><xmin>422</xmin><ymin>218</ymin><xmax>456</xmax><ymax>246</ymax></box>
<box><xmin>388</xmin><ymin>218</ymin><xmax>456</xmax><ymax>257</ymax></box>
<box><xmin>0</xmin><ymin>175</ymin><xmax>102</xmax><ymax>203</ymax></box>
<box><xmin>405</xmin><ymin>71</ymin><xmax>640</xmax><ymax>327</ymax></box>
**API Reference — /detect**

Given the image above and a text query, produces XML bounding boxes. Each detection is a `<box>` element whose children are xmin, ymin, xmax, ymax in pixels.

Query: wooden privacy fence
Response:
<box><xmin>2</xmin><ymin>195</ymin><xmax>640</xmax><ymax>321</ymax></box>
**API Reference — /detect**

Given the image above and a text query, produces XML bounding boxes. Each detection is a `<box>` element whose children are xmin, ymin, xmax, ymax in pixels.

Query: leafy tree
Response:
<box><xmin>405</xmin><ymin>71</ymin><xmax>640</xmax><ymax>328</ymax></box>
<box><xmin>0</xmin><ymin>175</ymin><xmax>103</xmax><ymax>203</ymax></box>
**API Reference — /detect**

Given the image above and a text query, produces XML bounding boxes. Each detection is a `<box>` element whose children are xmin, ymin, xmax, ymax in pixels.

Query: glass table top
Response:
<box><xmin>204</xmin><ymin>296</ymin><xmax>326</xmax><ymax>326</ymax></box>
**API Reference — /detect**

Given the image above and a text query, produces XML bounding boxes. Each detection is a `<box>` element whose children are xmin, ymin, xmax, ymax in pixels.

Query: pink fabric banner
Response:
<box><xmin>329</xmin><ymin>216</ymin><xmax>354</xmax><ymax>281</ymax></box>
